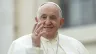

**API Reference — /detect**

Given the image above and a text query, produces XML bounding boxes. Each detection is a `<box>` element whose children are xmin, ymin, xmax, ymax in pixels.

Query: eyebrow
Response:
<box><xmin>40</xmin><ymin>14</ymin><xmax>46</xmax><ymax>17</ymax></box>
<box><xmin>41</xmin><ymin>14</ymin><xmax>57</xmax><ymax>16</ymax></box>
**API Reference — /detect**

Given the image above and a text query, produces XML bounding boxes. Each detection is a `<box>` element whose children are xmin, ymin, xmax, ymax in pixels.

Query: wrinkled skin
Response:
<box><xmin>32</xmin><ymin>3</ymin><xmax>64</xmax><ymax>47</ymax></box>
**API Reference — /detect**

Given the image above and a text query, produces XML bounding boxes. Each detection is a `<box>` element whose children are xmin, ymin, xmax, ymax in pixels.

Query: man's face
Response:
<box><xmin>37</xmin><ymin>4</ymin><xmax>64</xmax><ymax>38</ymax></box>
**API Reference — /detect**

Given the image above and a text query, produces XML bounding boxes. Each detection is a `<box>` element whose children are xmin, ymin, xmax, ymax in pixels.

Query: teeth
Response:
<box><xmin>46</xmin><ymin>27</ymin><xmax>51</xmax><ymax>28</ymax></box>
<box><xmin>44</xmin><ymin>27</ymin><xmax>52</xmax><ymax>28</ymax></box>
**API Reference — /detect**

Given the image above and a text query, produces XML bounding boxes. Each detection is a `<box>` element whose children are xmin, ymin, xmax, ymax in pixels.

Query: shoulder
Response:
<box><xmin>14</xmin><ymin>34</ymin><xmax>32</xmax><ymax>42</ymax></box>
<box><xmin>8</xmin><ymin>34</ymin><xmax>32</xmax><ymax>54</ymax></box>
<box><xmin>59</xmin><ymin>34</ymin><xmax>83</xmax><ymax>46</ymax></box>
<box><xmin>58</xmin><ymin>34</ymin><xmax>89</xmax><ymax>54</ymax></box>
<box><xmin>58</xmin><ymin>34</ymin><xmax>79</xmax><ymax>43</ymax></box>
<box><xmin>12</xmin><ymin>34</ymin><xmax>32</xmax><ymax>47</ymax></box>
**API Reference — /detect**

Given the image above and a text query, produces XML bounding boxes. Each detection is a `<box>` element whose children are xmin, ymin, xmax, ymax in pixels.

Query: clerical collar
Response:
<box><xmin>41</xmin><ymin>33</ymin><xmax>58</xmax><ymax>42</ymax></box>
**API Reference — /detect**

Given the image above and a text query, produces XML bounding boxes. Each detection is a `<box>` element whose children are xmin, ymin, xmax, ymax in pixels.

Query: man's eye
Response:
<box><xmin>50</xmin><ymin>16</ymin><xmax>56</xmax><ymax>20</ymax></box>
<box><xmin>42</xmin><ymin>16</ymin><xmax>47</xmax><ymax>19</ymax></box>
<box><xmin>51</xmin><ymin>17</ymin><xmax>56</xmax><ymax>19</ymax></box>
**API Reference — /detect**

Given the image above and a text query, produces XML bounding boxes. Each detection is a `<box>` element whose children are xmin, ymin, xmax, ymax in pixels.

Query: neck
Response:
<box><xmin>43</xmin><ymin>32</ymin><xmax>58</xmax><ymax>40</ymax></box>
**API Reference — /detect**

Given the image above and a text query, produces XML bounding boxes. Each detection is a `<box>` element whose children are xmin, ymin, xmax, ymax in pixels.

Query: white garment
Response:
<box><xmin>8</xmin><ymin>34</ymin><xmax>89</xmax><ymax>54</ymax></box>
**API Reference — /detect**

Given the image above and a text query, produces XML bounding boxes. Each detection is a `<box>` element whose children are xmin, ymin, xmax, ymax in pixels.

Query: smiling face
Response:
<box><xmin>36</xmin><ymin>3</ymin><xmax>64</xmax><ymax>39</ymax></box>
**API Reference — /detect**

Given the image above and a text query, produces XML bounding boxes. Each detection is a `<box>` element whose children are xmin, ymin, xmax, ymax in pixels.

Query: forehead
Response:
<box><xmin>38</xmin><ymin>4</ymin><xmax>60</xmax><ymax>16</ymax></box>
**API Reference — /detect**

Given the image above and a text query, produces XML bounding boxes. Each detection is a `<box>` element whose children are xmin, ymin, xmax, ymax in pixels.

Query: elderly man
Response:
<box><xmin>8</xmin><ymin>2</ymin><xmax>89</xmax><ymax>54</ymax></box>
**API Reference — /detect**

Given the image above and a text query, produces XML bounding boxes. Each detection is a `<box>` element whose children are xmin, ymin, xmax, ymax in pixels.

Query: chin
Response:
<box><xmin>47</xmin><ymin>32</ymin><xmax>55</xmax><ymax>36</ymax></box>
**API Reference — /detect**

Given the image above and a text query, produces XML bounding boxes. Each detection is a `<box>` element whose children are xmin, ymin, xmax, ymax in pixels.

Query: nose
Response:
<box><xmin>44</xmin><ymin>18</ymin><xmax>51</xmax><ymax>25</ymax></box>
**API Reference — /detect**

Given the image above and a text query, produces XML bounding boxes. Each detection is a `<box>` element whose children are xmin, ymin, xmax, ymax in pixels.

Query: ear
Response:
<box><xmin>60</xmin><ymin>18</ymin><xmax>64</xmax><ymax>27</ymax></box>
<box><xmin>35</xmin><ymin>17</ymin><xmax>38</xmax><ymax>22</ymax></box>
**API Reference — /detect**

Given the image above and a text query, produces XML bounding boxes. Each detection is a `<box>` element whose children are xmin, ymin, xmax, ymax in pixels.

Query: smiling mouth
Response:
<box><xmin>43</xmin><ymin>27</ymin><xmax>53</xmax><ymax>31</ymax></box>
<box><xmin>44</xmin><ymin>27</ymin><xmax>53</xmax><ymax>29</ymax></box>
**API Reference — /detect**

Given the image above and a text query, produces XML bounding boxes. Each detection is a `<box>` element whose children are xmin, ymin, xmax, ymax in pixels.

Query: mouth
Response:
<box><xmin>43</xmin><ymin>27</ymin><xmax>53</xmax><ymax>31</ymax></box>
<box><xmin>44</xmin><ymin>27</ymin><xmax>53</xmax><ymax>29</ymax></box>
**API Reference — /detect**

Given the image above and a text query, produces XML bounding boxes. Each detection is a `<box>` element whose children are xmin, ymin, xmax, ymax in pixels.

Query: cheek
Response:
<box><xmin>52</xmin><ymin>21</ymin><xmax>60</xmax><ymax>28</ymax></box>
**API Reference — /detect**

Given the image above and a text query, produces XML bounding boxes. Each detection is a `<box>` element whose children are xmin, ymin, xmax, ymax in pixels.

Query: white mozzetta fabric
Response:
<box><xmin>8</xmin><ymin>34</ymin><xmax>89</xmax><ymax>54</ymax></box>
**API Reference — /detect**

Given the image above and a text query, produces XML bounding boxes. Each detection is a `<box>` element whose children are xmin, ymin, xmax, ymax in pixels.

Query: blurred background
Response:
<box><xmin>0</xmin><ymin>0</ymin><xmax>96</xmax><ymax>54</ymax></box>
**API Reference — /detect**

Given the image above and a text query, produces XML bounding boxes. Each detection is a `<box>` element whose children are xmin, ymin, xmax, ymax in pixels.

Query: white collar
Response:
<box><xmin>41</xmin><ymin>33</ymin><xmax>58</xmax><ymax>42</ymax></box>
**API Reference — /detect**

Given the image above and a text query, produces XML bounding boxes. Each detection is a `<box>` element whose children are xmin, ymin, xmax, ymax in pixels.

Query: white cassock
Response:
<box><xmin>8</xmin><ymin>34</ymin><xmax>89</xmax><ymax>54</ymax></box>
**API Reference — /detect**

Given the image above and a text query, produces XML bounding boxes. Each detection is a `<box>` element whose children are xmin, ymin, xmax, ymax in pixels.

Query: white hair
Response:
<box><xmin>37</xmin><ymin>2</ymin><xmax>62</xmax><ymax>18</ymax></box>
